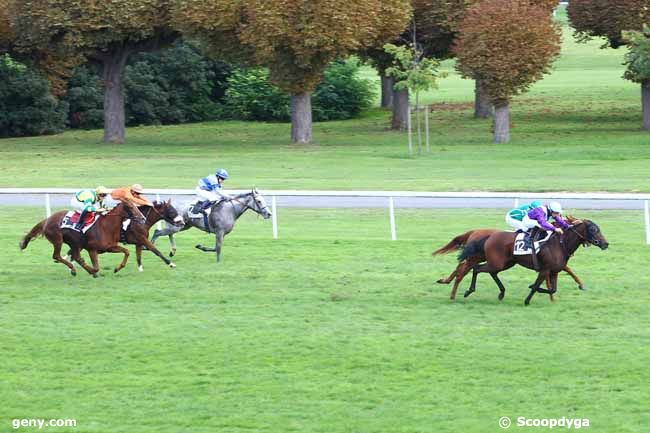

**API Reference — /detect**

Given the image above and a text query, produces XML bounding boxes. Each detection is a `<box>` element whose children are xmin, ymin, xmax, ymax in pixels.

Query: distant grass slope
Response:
<box><xmin>0</xmin><ymin>5</ymin><xmax>648</xmax><ymax>192</ymax></box>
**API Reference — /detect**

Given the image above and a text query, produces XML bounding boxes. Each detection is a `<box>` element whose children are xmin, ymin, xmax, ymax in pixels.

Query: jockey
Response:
<box><xmin>196</xmin><ymin>168</ymin><xmax>231</xmax><ymax>210</ymax></box>
<box><xmin>109</xmin><ymin>184</ymin><xmax>154</xmax><ymax>208</ymax></box>
<box><xmin>70</xmin><ymin>186</ymin><xmax>110</xmax><ymax>230</ymax></box>
<box><xmin>505</xmin><ymin>200</ymin><xmax>541</xmax><ymax>232</ymax></box>
<box><xmin>522</xmin><ymin>201</ymin><xmax>570</xmax><ymax>235</ymax></box>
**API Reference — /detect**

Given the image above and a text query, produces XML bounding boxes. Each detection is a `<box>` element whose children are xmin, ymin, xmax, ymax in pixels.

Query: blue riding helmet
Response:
<box><xmin>215</xmin><ymin>168</ymin><xmax>229</xmax><ymax>180</ymax></box>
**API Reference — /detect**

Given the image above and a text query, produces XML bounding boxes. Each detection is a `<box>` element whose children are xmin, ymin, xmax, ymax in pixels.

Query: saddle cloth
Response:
<box><xmin>513</xmin><ymin>231</ymin><xmax>552</xmax><ymax>256</ymax></box>
<box><xmin>61</xmin><ymin>211</ymin><xmax>100</xmax><ymax>233</ymax></box>
<box><xmin>187</xmin><ymin>200</ymin><xmax>213</xmax><ymax>219</ymax></box>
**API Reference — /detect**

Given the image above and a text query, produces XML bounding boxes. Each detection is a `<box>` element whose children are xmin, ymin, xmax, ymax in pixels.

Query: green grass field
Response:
<box><xmin>0</xmin><ymin>6</ymin><xmax>649</xmax><ymax>192</ymax></box>
<box><xmin>2</xmin><ymin>207</ymin><xmax>649</xmax><ymax>432</ymax></box>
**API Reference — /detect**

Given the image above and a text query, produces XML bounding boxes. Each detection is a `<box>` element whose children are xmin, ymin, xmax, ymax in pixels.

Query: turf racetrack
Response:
<box><xmin>3</xmin><ymin>207</ymin><xmax>649</xmax><ymax>432</ymax></box>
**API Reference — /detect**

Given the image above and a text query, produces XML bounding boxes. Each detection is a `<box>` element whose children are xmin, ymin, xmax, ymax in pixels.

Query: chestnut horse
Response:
<box><xmin>19</xmin><ymin>202</ymin><xmax>142</xmax><ymax>277</ymax></box>
<box><xmin>433</xmin><ymin>228</ymin><xmax>585</xmax><ymax>301</ymax></box>
<box><xmin>459</xmin><ymin>220</ymin><xmax>608</xmax><ymax>305</ymax></box>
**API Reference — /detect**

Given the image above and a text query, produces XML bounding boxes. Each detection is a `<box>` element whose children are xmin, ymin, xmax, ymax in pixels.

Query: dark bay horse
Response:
<box><xmin>128</xmin><ymin>200</ymin><xmax>184</xmax><ymax>271</ymax></box>
<box><xmin>151</xmin><ymin>189</ymin><xmax>272</xmax><ymax>263</ymax></box>
<box><xmin>433</xmin><ymin>228</ymin><xmax>586</xmax><ymax>301</ymax></box>
<box><xmin>64</xmin><ymin>200</ymin><xmax>184</xmax><ymax>272</ymax></box>
<box><xmin>459</xmin><ymin>220</ymin><xmax>608</xmax><ymax>305</ymax></box>
<box><xmin>20</xmin><ymin>202</ymin><xmax>141</xmax><ymax>277</ymax></box>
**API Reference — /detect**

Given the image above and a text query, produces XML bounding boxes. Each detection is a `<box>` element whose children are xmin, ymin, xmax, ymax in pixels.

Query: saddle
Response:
<box><xmin>513</xmin><ymin>230</ymin><xmax>552</xmax><ymax>256</ymax></box>
<box><xmin>61</xmin><ymin>211</ymin><xmax>100</xmax><ymax>233</ymax></box>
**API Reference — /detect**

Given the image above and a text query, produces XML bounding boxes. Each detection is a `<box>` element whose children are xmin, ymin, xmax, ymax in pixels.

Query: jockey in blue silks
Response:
<box><xmin>194</xmin><ymin>169</ymin><xmax>231</xmax><ymax>226</ymax></box>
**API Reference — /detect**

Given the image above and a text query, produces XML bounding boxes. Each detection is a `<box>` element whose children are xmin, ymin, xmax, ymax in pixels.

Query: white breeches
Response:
<box><xmin>522</xmin><ymin>215</ymin><xmax>543</xmax><ymax>230</ymax></box>
<box><xmin>196</xmin><ymin>187</ymin><xmax>223</xmax><ymax>202</ymax></box>
<box><xmin>505</xmin><ymin>214</ymin><xmax>527</xmax><ymax>231</ymax></box>
<box><xmin>70</xmin><ymin>197</ymin><xmax>86</xmax><ymax>211</ymax></box>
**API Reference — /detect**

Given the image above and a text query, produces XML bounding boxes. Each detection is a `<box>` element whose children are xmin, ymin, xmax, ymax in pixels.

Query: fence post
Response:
<box><xmin>45</xmin><ymin>193</ymin><xmax>51</xmax><ymax>218</ymax></box>
<box><xmin>389</xmin><ymin>197</ymin><xmax>397</xmax><ymax>241</ymax></box>
<box><xmin>425</xmin><ymin>105</ymin><xmax>430</xmax><ymax>153</ymax></box>
<box><xmin>407</xmin><ymin>106</ymin><xmax>413</xmax><ymax>155</ymax></box>
<box><xmin>272</xmin><ymin>196</ymin><xmax>278</xmax><ymax>239</ymax></box>
<box><xmin>644</xmin><ymin>200</ymin><xmax>650</xmax><ymax>245</ymax></box>
<box><xmin>514</xmin><ymin>198</ymin><xmax>519</xmax><ymax>208</ymax></box>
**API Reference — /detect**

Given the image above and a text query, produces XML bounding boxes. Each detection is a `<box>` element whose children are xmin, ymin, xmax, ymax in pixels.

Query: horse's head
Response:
<box><xmin>154</xmin><ymin>199</ymin><xmax>184</xmax><ymax>226</ymax></box>
<box><xmin>573</xmin><ymin>219</ymin><xmax>609</xmax><ymax>250</ymax></box>
<box><xmin>113</xmin><ymin>201</ymin><xmax>146</xmax><ymax>224</ymax></box>
<box><xmin>249</xmin><ymin>188</ymin><xmax>272</xmax><ymax>219</ymax></box>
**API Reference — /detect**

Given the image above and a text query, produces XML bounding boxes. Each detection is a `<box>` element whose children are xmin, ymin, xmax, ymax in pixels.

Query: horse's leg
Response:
<box><xmin>151</xmin><ymin>224</ymin><xmax>182</xmax><ymax>257</ymax></box>
<box><xmin>215</xmin><ymin>231</ymin><xmax>224</xmax><ymax>263</ymax></box>
<box><xmin>52</xmin><ymin>240</ymin><xmax>77</xmax><ymax>276</ymax></box>
<box><xmin>464</xmin><ymin>265</ymin><xmax>482</xmax><ymax>298</ymax></box>
<box><xmin>136</xmin><ymin>245</ymin><xmax>143</xmax><ymax>272</ymax></box>
<box><xmin>71</xmin><ymin>247</ymin><xmax>97</xmax><ymax>276</ymax></box>
<box><xmin>437</xmin><ymin>267</ymin><xmax>458</xmax><ymax>284</ymax></box>
<box><xmin>449</xmin><ymin>260</ymin><xmax>475</xmax><ymax>301</ymax></box>
<box><xmin>169</xmin><ymin>234</ymin><xmax>177</xmax><ymax>257</ymax></box>
<box><xmin>108</xmin><ymin>245</ymin><xmax>130</xmax><ymax>273</ymax></box>
<box><xmin>140</xmin><ymin>238</ymin><xmax>175</xmax><ymax>268</ymax></box>
<box><xmin>563</xmin><ymin>265</ymin><xmax>585</xmax><ymax>290</ymax></box>
<box><xmin>491</xmin><ymin>273</ymin><xmax>507</xmax><ymax>301</ymax></box>
<box><xmin>545</xmin><ymin>274</ymin><xmax>555</xmax><ymax>302</ymax></box>
<box><xmin>88</xmin><ymin>249</ymin><xmax>100</xmax><ymax>278</ymax></box>
<box><xmin>525</xmin><ymin>271</ymin><xmax>548</xmax><ymax>306</ymax></box>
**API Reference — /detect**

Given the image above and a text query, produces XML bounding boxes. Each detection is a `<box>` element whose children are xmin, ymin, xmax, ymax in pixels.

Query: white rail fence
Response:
<box><xmin>1</xmin><ymin>188</ymin><xmax>649</xmax><ymax>244</ymax></box>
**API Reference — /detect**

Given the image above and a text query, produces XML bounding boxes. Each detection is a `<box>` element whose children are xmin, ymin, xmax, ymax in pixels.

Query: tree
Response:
<box><xmin>177</xmin><ymin>0</ymin><xmax>411</xmax><ymax>143</ymax></box>
<box><xmin>7</xmin><ymin>0</ymin><xmax>179</xmax><ymax>143</ymax></box>
<box><xmin>568</xmin><ymin>0</ymin><xmax>650</xmax><ymax>130</ymax></box>
<box><xmin>623</xmin><ymin>26</ymin><xmax>650</xmax><ymax>130</ymax></box>
<box><xmin>454</xmin><ymin>0</ymin><xmax>561</xmax><ymax>143</ymax></box>
<box><xmin>568</xmin><ymin>0</ymin><xmax>649</xmax><ymax>48</ymax></box>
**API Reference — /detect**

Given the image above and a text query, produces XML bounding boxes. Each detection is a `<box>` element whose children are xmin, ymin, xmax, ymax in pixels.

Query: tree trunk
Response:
<box><xmin>380</xmin><ymin>73</ymin><xmax>395</xmax><ymax>108</ymax></box>
<box><xmin>291</xmin><ymin>92</ymin><xmax>312</xmax><ymax>144</ymax></box>
<box><xmin>102</xmin><ymin>49</ymin><xmax>130</xmax><ymax>144</ymax></box>
<box><xmin>641</xmin><ymin>81</ymin><xmax>650</xmax><ymax>131</ymax></box>
<box><xmin>391</xmin><ymin>88</ymin><xmax>409</xmax><ymax>130</ymax></box>
<box><xmin>493</xmin><ymin>104</ymin><xmax>510</xmax><ymax>143</ymax></box>
<box><xmin>474</xmin><ymin>79</ymin><xmax>494</xmax><ymax>119</ymax></box>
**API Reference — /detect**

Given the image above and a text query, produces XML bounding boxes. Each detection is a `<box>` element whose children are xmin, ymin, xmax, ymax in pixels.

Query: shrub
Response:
<box><xmin>0</xmin><ymin>55</ymin><xmax>67</xmax><ymax>137</ymax></box>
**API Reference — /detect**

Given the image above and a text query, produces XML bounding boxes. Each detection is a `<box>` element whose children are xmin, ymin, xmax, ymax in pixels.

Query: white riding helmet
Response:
<box><xmin>548</xmin><ymin>201</ymin><xmax>563</xmax><ymax>214</ymax></box>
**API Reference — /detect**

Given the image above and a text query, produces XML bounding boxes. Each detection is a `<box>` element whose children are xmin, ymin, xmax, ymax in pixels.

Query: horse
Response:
<box><xmin>151</xmin><ymin>189</ymin><xmax>272</xmax><ymax>263</ymax></box>
<box><xmin>19</xmin><ymin>202</ymin><xmax>142</xmax><ymax>277</ymax></box>
<box><xmin>459</xmin><ymin>220</ymin><xmax>608</xmax><ymax>305</ymax></box>
<box><xmin>433</xmin><ymin>228</ymin><xmax>586</xmax><ymax>301</ymax></box>
<box><xmin>65</xmin><ymin>200</ymin><xmax>185</xmax><ymax>272</ymax></box>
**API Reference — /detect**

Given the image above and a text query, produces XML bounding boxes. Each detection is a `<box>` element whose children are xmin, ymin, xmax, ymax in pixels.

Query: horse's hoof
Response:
<box><xmin>463</xmin><ymin>290</ymin><xmax>472</xmax><ymax>298</ymax></box>
<box><xmin>436</xmin><ymin>279</ymin><xmax>448</xmax><ymax>285</ymax></box>
<box><xmin>92</xmin><ymin>273</ymin><xmax>99</xmax><ymax>279</ymax></box>
<box><xmin>70</xmin><ymin>269</ymin><xmax>77</xmax><ymax>277</ymax></box>
<box><xmin>169</xmin><ymin>262</ymin><xmax>176</xmax><ymax>268</ymax></box>
<box><xmin>578</xmin><ymin>285</ymin><xmax>586</xmax><ymax>291</ymax></box>
<box><xmin>498</xmin><ymin>293</ymin><xmax>505</xmax><ymax>301</ymax></box>
<box><xmin>114</xmin><ymin>268</ymin><xmax>120</xmax><ymax>273</ymax></box>
<box><xmin>169</xmin><ymin>250</ymin><xmax>175</xmax><ymax>257</ymax></box>
<box><xmin>195</xmin><ymin>244</ymin><xmax>202</xmax><ymax>249</ymax></box>
<box><xmin>138</xmin><ymin>265</ymin><xmax>143</xmax><ymax>272</ymax></box>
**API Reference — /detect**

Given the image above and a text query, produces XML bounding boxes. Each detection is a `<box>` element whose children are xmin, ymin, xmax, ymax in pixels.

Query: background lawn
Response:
<box><xmin>0</xmin><ymin>7</ymin><xmax>648</xmax><ymax>192</ymax></box>
<box><xmin>2</xmin><ymin>207</ymin><xmax>649</xmax><ymax>432</ymax></box>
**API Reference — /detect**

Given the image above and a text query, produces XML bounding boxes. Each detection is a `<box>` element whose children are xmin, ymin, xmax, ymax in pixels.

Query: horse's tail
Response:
<box><xmin>457</xmin><ymin>237</ymin><xmax>488</xmax><ymax>262</ymax></box>
<box><xmin>20</xmin><ymin>219</ymin><xmax>46</xmax><ymax>250</ymax></box>
<box><xmin>432</xmin><ymin>231</ymin><xmax>475</xmax><ymax>256</ymax></box>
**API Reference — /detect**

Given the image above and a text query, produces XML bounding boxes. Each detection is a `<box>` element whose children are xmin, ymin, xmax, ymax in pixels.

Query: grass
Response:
<box><xmin>2</xmin><ymin>207</ymin><xmax>650</xmax><ymax>432</ymax></box>
<box><xmin>0</xmin><ymin>6</ymin><xmax>649</xmax><ymax>192</ymax></box>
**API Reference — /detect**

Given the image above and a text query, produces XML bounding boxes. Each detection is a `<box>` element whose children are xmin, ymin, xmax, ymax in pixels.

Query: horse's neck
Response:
<box><xmin>564</xmin><ymin>226</ymin><xmax>585</xmax><ymax>257</ymax></box>
<box><xmin>229</xmin><ymin>196</ymin><xmax>251</xmax><ymax>219</ymax></box>
<box><xmin>143</xmin><ymin>207</ymin><xmax>161</xmax><ymax>229</ymax></box>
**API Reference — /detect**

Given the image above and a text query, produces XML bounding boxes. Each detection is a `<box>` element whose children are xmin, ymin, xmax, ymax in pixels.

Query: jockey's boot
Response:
<box><xmin>75</xmin><ymin>210</ymin><xmax>88</xmax><ymax>231</ymax></box>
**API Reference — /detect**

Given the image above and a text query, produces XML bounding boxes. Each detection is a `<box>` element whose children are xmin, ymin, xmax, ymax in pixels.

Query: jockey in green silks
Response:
<box><xmin>70</xmin><ymin>186</ymin><xmax>110</xmax><ymax>230</ymax></box>
<box><xmin>505</xmin><ymin>200</ymin><xmax>541</xmax><ymax>232</ymax></box>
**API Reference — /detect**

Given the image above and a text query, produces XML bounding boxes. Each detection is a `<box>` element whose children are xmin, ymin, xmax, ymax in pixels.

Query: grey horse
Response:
<box><xmin>151</xmin><ymin>188</ymin><xmax>272</xmax><ymax>263</ymax></box>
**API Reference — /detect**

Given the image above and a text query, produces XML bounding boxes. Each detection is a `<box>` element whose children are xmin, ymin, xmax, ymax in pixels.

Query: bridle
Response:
<box><xmin>229</xmin><ymin>192</ymin><xmax>269</xmax><ymax>217</ymax></box>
